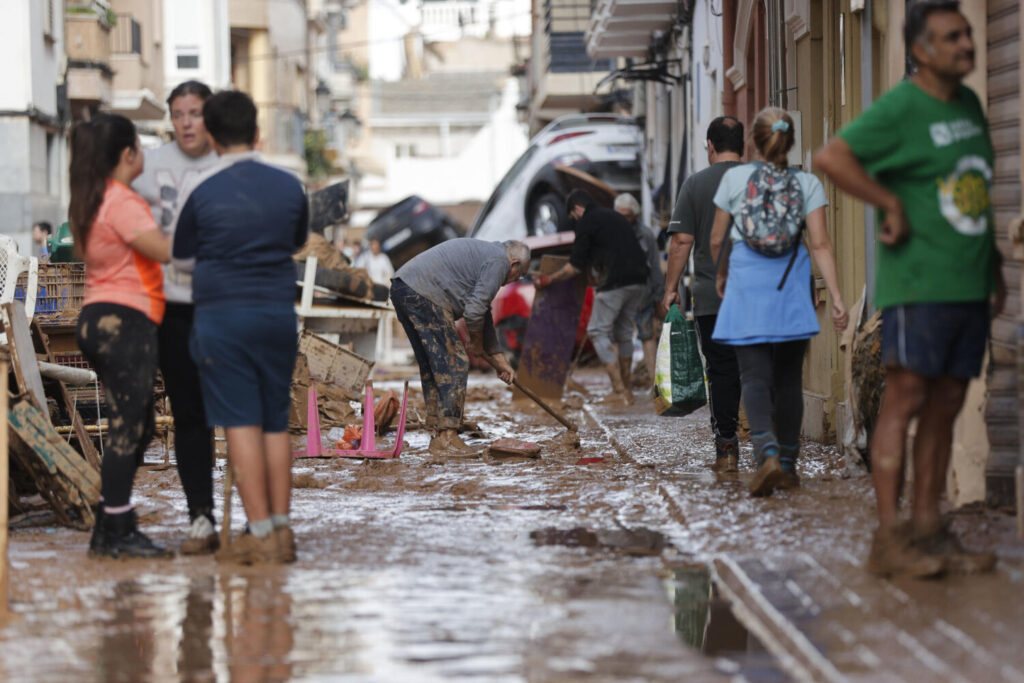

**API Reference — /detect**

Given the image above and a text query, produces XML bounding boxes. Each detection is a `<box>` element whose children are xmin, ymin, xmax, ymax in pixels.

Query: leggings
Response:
<box><xmin>76</xmin><ymin>303</ymin><xmax>159</xmax><ymax>508</ymax></box>
<box><xmin>733</xmin><ymin>340</ymin><xmax>808</xmax><ymax>458</ymax></box>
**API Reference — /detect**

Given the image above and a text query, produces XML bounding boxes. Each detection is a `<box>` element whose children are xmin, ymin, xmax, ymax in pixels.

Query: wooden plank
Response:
<box><xmin>514</xmin><ymin>255</ymin><xmax>587</xmax><ymax>402</ymax></box>
<box><xmin>7</xmin><ymin>401</ymin><xmax>99</xmax><ymax>527</ymax></box>
<box><xmin>2</xmin><ymin>302</ymin><xmax>47</xmax><ymax>416</ymax></box>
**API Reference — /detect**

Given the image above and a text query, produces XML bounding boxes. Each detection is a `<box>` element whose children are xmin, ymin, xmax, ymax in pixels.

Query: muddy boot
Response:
<box><xmin>180</xmin><ymin>514</ymin><xmax>220</xmax><ymax>555</ymax></box>
<box><xmin>777</xmin><ymin>444</ymin><xmax>801</xmax><ymax>490</ymax></box>
<box><xmin>748</xmin><ymin>435</ymin><xmax>784</xmax><ymax>497</ymax></box>
<box><xmin>711</xmin><ymin>436</ymin><xmax>739</xmax><ymax>473</ymax></box>
<box><xmin>748</xmin><ymin>454</ymin><xmax>785</xmax><ymax>497</ymax></box>
<box><xmin>274</xmin><ymin>526</ymin><xmax>297</xmax><ymax>564</ymax></box>
<box><xmin>911</xmin><ymin>520</ymin><xmax>996</xmax><ymax>575</ymax></box>
<box><xmin>91</xmin><ymin>510</ymin><xmax>173</xmax><ymax>560</ymax></box>
<box><xmin>866</xmin><ymin>525</ymin><xmax>946</xmax><ymax>579</ymax></box>
<box><xmin>429</xmin><ymin>429</ymin><xmax>479</xmax><ymax>456</ymax></box>
<box><xmin>215</xmin><ymin>531</ymin><xmax>278</xmax><ymax>565</ymax></box>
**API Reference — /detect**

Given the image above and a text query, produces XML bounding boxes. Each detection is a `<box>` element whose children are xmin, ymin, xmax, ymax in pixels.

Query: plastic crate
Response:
<box><xmin>15</xmin><ymin>262</ymin><xmax>86</xmax><ymax>320</ymax></box>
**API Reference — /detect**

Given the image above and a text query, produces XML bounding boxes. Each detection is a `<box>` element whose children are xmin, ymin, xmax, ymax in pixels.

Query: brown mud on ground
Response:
<box><xmin>1</xmin><ymin>370</ymin><xmax>1022</xmax><ymax>680</ymax></box>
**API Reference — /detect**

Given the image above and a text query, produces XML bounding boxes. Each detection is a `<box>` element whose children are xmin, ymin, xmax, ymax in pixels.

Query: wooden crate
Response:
<box><xmin>298</xmin><ymin>329</ymin><xmax>373</xmax><ymax>400</ymax></box>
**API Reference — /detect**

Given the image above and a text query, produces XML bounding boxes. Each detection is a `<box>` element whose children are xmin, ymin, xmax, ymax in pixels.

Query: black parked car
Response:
<box><xmin>366</xmin><ymin>195</ymin><xmax>462</xmax><ymax>268</ymax></box>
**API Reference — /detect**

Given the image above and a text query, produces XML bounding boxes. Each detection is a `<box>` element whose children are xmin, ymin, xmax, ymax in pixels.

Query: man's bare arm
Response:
<box><xmin>660</xmin><ymin>233</ymin><xmax>694</xmax><ymax>317</ymax></box>
<box><xmin>813</xmin><ymin>138</ymin><xmax>909</xmax><ymax>246</ymax></box>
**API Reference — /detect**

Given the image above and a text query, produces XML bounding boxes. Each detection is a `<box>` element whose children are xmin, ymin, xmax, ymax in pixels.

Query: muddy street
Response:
<box><xmin>2</xmin><ymin>370</ymin><xmax>1023</xmax><ymax>681</ymax></box>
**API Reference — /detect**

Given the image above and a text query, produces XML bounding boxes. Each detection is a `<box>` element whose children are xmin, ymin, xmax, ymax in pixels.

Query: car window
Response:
<box><xmin>470</xmin><ymin>144</ymin><xmax>539</xmax><ymax>235</ymax></box>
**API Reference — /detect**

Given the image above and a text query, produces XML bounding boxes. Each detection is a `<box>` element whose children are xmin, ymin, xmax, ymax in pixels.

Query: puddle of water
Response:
<box><xmin>667</xmin><ymin>565</ymin><xmax>788</xmax><ymax>681</ymax></box>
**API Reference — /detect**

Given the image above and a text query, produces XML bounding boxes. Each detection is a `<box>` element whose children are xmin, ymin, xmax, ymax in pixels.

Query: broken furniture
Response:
<box><xmin>294</xmin><ymin>381</ymin><xmax>410</xmax><ymax>459</ymax></box>
<box><xmin>296</xmin><ymin>254</ymin><xmax>397</xmax><ymax>363</ymax></box>
<box><xmin>2</xmin><ymin>301</ymin><xmax>100</xmax><ymax>528</ymax></box>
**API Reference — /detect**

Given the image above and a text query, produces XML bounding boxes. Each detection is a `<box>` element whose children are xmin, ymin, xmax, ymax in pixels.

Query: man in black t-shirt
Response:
<box><xmin>534</xmin><ymin>189</ymin><xmax>648</xmax><ymax>405</ymax></box>
<box><xmin>662</xmin><ymin>116</ymin><xmax>745</xmax><ymax>473</ymax></box>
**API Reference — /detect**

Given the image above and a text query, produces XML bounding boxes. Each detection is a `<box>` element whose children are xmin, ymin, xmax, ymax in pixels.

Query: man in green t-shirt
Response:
<box><xmin>815</xmin><ymin>0</ymin><xmax>1003</xmax><ymax>579</ymax></box>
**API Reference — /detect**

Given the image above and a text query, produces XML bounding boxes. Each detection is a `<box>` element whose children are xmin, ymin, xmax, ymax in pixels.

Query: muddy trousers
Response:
<box><xmin>733</xmin><ymin>340</ymin><xmax>808</xmax><ymax>463</ymax></box>
<box><xmin>76</xmin><ymin>303</ymin><xmax>159</xmax><ymax>509</ymax></box>
<box><xmin>159</xmin><ymin>303</ymin><xmax>215</xmax><ymax>524</ymax></box>
<box><xmin>694</xmin><ymin>315</ymin><xmax>741</xmax><ymax>441</ymax></box>
<box><xmin>391</xmin><ymin>279</ymin><xmax>468</xmax><ymax>431</ymax></box>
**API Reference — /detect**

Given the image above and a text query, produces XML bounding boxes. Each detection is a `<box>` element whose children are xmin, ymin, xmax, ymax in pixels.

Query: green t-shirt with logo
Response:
<box><xmin>839</xmin><ymin>80</ymin><xmax>995</xmax><ymax>310</ymax></box>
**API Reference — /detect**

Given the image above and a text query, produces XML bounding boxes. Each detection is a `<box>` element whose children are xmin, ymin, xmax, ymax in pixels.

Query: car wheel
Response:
<box><xmin>529</xmin><ymin>192</ymin><xmax>566</xmax><ymax>236</ymax></box>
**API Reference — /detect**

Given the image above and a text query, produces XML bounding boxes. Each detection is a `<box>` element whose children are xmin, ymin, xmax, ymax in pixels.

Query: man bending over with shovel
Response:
<box><xmin>391</xmin><ymin>238</ymin><xmax>529</xmax><ymax>454</ymax></box>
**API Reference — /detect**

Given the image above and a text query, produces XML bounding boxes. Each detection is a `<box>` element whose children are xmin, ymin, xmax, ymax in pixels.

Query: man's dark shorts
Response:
<box><xmin>881</xmin><ymin>302</ymin><xmax>989</xmax><ymax>380</ymax></box>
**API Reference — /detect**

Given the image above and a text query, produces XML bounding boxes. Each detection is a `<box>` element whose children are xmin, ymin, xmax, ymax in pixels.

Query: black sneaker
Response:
<box><xmin>90</xmin><ymin>510</ymin><xmax>173</xmax><ymax>560</ymax></box>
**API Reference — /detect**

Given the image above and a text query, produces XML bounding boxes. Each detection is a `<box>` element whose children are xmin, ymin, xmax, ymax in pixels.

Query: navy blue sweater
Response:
<box><xmin>172</xmin><ymin>152</ymin><xmax>309</xmax><ymax>307</ymax></box>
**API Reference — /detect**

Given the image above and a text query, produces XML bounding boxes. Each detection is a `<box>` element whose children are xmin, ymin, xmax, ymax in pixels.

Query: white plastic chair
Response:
<box><xmin>0</xmin><ymin>235</ymin><xmax>38</xmax><ymax>323</ymax></box>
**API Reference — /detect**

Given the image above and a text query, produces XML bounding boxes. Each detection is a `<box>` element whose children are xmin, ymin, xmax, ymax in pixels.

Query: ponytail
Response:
<box><xmin>68</xmin><ymin>114</ymin><xmax>137</xmax><ymax>253</ymax></box>
<box><xmin>752</xmin><ymin>107</ymin><xmax>795</xmax><ymax>169</ymax></box>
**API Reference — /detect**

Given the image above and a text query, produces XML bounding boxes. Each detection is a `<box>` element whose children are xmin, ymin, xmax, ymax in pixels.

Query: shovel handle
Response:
<box><xmin>512</xmin><ymin>379</ymin><xmax>577</xmax><ymax>432</ymax></box>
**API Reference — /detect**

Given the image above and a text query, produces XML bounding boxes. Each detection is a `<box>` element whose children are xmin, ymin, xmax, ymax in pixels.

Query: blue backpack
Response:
<box><xmin>737</xmin><ymin>164</ymin><xmax>806</xmax><ymax>290</ymax></box>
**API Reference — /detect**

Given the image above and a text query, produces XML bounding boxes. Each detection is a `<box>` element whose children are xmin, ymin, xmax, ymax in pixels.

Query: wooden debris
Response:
<box><xmin>488</xmin><ymin>438</ymin><xmax>542</xmax><ymax>459</ymax></box>
<box><xmin>8</xmin><ymin>400</ymin><xmax>99</xmax><ymax>528</ymax></box>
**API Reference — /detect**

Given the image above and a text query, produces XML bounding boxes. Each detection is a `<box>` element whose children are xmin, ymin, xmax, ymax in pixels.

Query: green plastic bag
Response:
<box><xmin>654</xmin><ymin>304</ymin><xmax>707</xmax><ymax>415</ymax></box>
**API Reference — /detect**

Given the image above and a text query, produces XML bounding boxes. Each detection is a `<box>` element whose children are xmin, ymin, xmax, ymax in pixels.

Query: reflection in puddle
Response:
<box><xmin>667</xmin><ymin>566</ymin><xmax>787</xmax><ymax>680</ymax></box>
<box><xmin>94</xmin><ymin>574</ymin><xmax>294</xmax><ymax>681</ymax></box>
<box><xmin>530</xmin><ymin>526</ymin><xmax>667</xmax><ymax>556</ymax></box>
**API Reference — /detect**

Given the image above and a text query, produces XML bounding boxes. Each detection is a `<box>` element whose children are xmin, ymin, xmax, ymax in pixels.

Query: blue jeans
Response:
<box><xmin>391</xmin><ymin>279</ymin><xmax>468</xmax><ymax>431</ymax></box>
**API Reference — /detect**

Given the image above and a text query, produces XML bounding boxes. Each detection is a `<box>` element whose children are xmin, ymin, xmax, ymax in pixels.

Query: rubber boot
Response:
<box><xmin>601</xmin><ymin>361</ymin><xmax>633</xmax><ymax>406</ymax></box>
<box><xmin>777</xmin><ymin>444</ymin><xmax>800</xmax><ymax>490</ymax></box>
<box><xmin>91</xmin><ymin>510</ymin><xmax>173</xmax><ymax>560</ymax></box>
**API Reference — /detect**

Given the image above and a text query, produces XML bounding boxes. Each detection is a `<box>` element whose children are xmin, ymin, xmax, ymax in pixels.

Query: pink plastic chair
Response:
<box><xmin>294</xmin><ymin>380</ymin><xmax>409</xmax><ymax>459</ymax></box>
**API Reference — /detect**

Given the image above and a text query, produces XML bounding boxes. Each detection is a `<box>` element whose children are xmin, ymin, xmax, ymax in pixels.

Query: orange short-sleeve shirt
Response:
<box><xmin>82</xmin><ymin>180</ymin><xmax>166</xmax><ymax>323</ymax></box>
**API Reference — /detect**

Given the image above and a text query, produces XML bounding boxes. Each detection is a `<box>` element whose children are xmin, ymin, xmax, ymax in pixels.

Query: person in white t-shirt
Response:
<box><xmin>132</xmin><ymin>80</ymin><xmax>221</xmax><ymax>555</ymax></box>
<box><xmin>362</xmin><ymin>238</ymin><xmax>395</xmax><ymax>286</ymax></box>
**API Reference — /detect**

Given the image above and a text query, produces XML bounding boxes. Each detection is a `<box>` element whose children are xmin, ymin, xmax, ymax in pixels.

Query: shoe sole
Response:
<box><xmin>749</xmin><ymin>459</ymin><xmax>785</xmax><ymax>497</ymax></box>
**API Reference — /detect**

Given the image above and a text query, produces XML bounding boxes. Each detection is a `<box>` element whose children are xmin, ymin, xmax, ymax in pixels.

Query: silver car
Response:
<box><xmin>470</xmin><ymin>114</ymin><xmax>643</xmax><ymax>240</ymax></box>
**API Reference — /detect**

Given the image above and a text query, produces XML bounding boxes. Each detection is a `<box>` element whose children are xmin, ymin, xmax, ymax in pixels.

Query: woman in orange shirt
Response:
<box><xmin>69</xmin><ymin>114</ymin><xmax>172</xmax><ymax>559</ymax></box>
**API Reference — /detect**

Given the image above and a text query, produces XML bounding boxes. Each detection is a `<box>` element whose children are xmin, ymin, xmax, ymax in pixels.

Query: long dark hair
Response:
<box><xmin>68</xmin><ymin>113</ymin><xmax>137</xmax><ymax>250</ymax></box>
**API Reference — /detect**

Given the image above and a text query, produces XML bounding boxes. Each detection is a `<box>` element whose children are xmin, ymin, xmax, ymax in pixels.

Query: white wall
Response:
<box><xmin>368</xmin><ymin>0</ymin><xmax>419</xmax><ymax>81</ymax></box>
<box><xmin>358</xmin><ymin>78</ymin><xmax>527</xmax><ymax>205</ymax></box>
<box><xmin>163</xmin><ymin>0</ymin><xmax>231</xmax><ymax>95</ymax></box>
<box><xmin>687</xmin><ymin>0</ymin><xmax>725</xmax><ymax>176</ymax></box>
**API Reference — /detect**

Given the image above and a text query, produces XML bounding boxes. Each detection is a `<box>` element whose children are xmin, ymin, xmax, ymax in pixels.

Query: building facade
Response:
<box><xmin>163</xmin><ymin>0</ymin><xmax>232</xmax><ymax>97</ymax></box>
<box><xmin>0</xmin><ymin>1</ymin><xmax>67</xmax><ymax>253</ymax></box>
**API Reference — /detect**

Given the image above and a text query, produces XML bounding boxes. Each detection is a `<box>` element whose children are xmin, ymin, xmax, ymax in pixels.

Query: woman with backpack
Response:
<box><xmin>69</xmin><ymin>114</ymin><xmax>172</xmax><ymax>557</ymax></box>
<box><xmin>709</xmin><ymin>107</ymin><xmax>849</xmax><ymax>497</ymax></box>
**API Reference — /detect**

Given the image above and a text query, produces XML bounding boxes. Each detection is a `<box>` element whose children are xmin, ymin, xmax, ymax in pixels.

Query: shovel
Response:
<box><xmin>512</xmin><ymin>378</ymin><xmax>577</xmax><ymax>433</ymax></box>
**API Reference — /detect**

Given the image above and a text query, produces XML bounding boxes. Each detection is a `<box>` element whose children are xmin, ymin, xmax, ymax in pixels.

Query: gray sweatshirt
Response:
<box><xmin>133</xmin><ymin>142</ymin><xmax>219</xmax><ymax>304</ymax></box>
<box><xmin>395</xmin><ymin>238</ymin><xmax>509</xmax><ymax>354</ymax></box>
